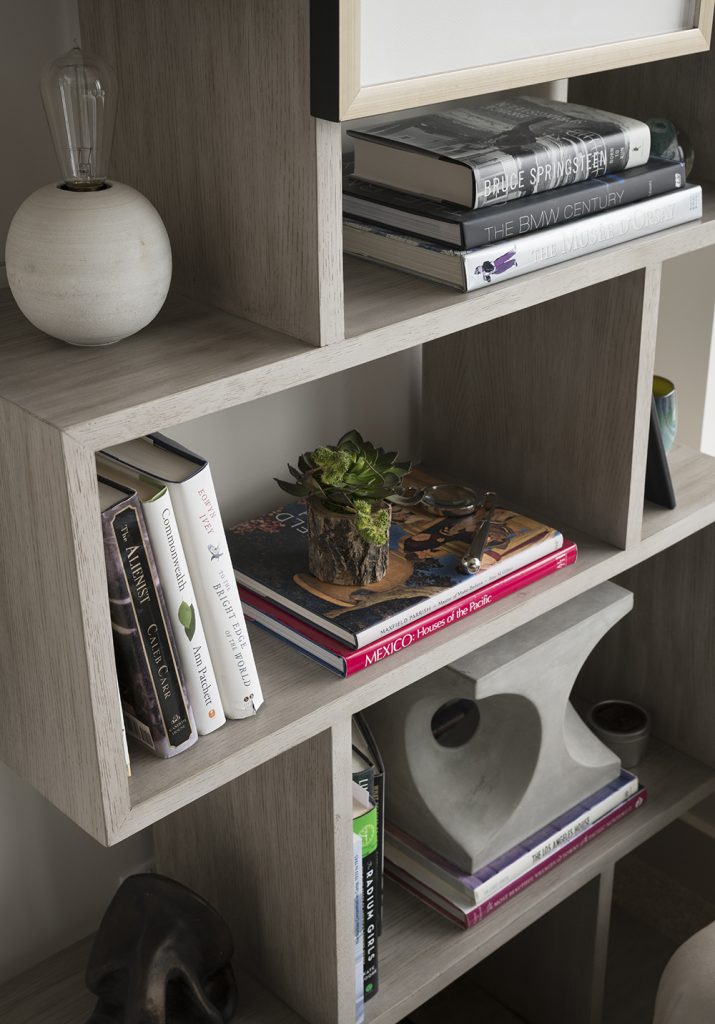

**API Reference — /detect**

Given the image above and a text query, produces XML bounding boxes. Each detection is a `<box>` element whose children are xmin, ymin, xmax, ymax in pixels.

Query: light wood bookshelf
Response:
<box><xmin>2</xmin><ymin>3</ymin><xmax>715</xmax><ymax>1023</ymax></box>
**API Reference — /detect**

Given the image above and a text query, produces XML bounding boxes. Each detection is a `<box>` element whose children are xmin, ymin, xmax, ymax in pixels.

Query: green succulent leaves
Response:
<box><xmin>275</xmin><ymin>429</ymin><xmax>421</xmax><ymax>544</ymax></box>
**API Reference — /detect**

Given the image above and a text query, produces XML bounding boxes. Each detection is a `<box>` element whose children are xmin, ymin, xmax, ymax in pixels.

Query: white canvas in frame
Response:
<box><xmin>312</xmin><ymin>0</ymin><xmax>714</xmax><ymax>119</ymax></box>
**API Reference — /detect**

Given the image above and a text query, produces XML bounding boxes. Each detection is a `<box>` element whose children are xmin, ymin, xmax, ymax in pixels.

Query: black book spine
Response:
<box><xmin>371</xmin><ymin>767</ymin><xmax>385</xmax><ymax>936</ymax></box>
<box><xmin>362</xmin><ymin>843</ymin><xmax>379</xmax><ymax>1000</ymax></box>
<box><xmin>461</xmin><ymin>160</ymin><xmax>685</xmax><ymax>248</ymax></box>
<box><xmin>354</xmin><ymin>711</ymin><xmax>386</xmax><ymax>936</ymax></box>
<box><xmin>102</xmin><ymin>491</ymin><xmax>197</xmax><ymax>758</ymax></box>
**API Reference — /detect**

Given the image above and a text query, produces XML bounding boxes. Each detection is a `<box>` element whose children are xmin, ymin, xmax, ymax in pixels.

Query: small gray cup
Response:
<box><xmin>587</xmin><ymin>699</ymin><xmax>651</xmax><ymax>769</ymax></box>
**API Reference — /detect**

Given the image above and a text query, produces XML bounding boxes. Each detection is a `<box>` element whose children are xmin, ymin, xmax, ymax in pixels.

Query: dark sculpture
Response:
<box><xmin>85</xmin><ymin>873</ymin><xmax>237</xmax><ymax>1023</ymax></box>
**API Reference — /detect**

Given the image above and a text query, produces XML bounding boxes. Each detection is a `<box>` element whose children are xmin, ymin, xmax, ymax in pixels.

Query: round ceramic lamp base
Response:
<box><xmin>5</xmin><ymin>181</ymin><xmax>172</xmax><ymax>346</ymax></box>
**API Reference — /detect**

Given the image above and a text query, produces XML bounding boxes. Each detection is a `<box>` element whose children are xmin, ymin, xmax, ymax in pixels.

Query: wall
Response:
<box><xmin>655</xmin><ymin>252</ymin><xmax>715</xmax><ymax>455</ymax></box>
<box><xmin>0</xmin><ymin>0</ymin><xmax>421</xmax><ymax>984</ymax></box>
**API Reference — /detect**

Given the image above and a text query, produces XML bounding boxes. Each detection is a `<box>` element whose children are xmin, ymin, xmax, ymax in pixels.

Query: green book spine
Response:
<box><xmin>353</xmin><ymin>802</ymin><xmax>379</xmax><ymax>1000</ymax></box>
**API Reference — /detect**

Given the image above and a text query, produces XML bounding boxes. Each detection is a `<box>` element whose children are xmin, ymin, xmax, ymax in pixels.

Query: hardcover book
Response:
<box><xmin>387</xmin><ymin>788</ymin><xmax>647</xmax><ymax>929</ymax></box>
<box><xmin>99</xmin><ymin>478</ymin><xmax>198</xmax><ymax>759</ymax></box>
<box><xmin>227</xmin><ymin>480</ymin><xmax>563</xmax><ymax>649</ymax></box>
<box><xmin>353</xmin><ymin>782</ymin><xmax>379</xmax><ymax>1001</ymax></box>
<box><xmin>242</xmin><ymin>539</ymin><xmax>578</xmax><ymax>676</ymax></box>
<box><xmin>386</xmin><ymin>768</ymin><xmax>638</xmax><ymax>907</ymax></box>
<box><xmin>353</xmin><ymin>714</ymin><xmax>385</xmax><ymax>935</ymax></box>
<box><xmin>348</xmin><ymin>96</ymin><xmax>650</xmax><ymax>209</ymax></box>
<box><xmin>102</xmin><ymin>434</ymin><xmax>264</xmax><ymax>719</ymax></box>
<box><xmin>97</xmin><ymin>455</ymin><xmax>226</xmax><ymax>736</ymax></box>
<box><xmin>343</xmin><ymin>157</ymin><xmax>685</xmax><ymax>249</ymax></box>
<box><xmin>353</xmin><ymin>830</ymin><xmax>365</xmax><ymax>1024</ymax></box>
<box><xmin>344</xmin><ymin>185</ymin><xmax>702</xmax><ymax>292</ymax></box>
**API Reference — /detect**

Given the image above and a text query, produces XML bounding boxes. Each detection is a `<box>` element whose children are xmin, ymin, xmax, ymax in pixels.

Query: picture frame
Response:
<box><xmin>311</xmin><ymin>0</ymin><xmax>715</xmax><ymax>121</ymax></box>
<box><xmin>645</xmin><ymin>395</ymin><xmax>677</xmax><ymax>509</ymax></box>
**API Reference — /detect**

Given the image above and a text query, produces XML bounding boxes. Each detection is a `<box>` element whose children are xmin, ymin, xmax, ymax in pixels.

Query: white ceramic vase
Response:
<box><xmin>5</xmin><ymin>181</ymin><xmax>172</xmax><ymax>346</ymax></box>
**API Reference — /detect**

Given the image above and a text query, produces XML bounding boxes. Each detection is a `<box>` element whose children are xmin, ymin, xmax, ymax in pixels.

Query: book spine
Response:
<box><xmin>472</xmin><ymin>121</ymin><xmax>649</xmax><ymax>209</ymax></box>
<box><xmin>463</xmin><ymin>789</ymin><xmax>647</xmax><ymax>927</ymax></box>
<box><xmin>352</xmin><ymin>761</ymin><xmax>375</xmax><ymax>798</ymax></box>
<box><xmin>102</xmin><ymin>496</ymin><xmax>198</xmax><ymax>758</ymax></box>
<box><xmin>387</xmin><ymin>788</ymin><xmax>646</xmax><ymax>928</ymax></box>
<box><xmin>353</xmin><ymin>712</ymin><xmax>385</xmax><ymax>936</ymax></box>
<box><xmin>387</xmin><ymin>768</ymin><xmax>638</xmax><ymax>906</ymax></box>
<box><xmin>464</xmin><ymin>186</ymin><xmax>702</xmax><ymax>292</ymax></box>
<box><xmin>168</xmin><ymin>462</ymin><xmax>264</xmax><ymax>718</ymax></box>
<box><xmin>353</xmin><ymin>831</ymin><xmax>365</xmax><ymax>1024</ymax></box>
<box><xmin>354</xmin><ymin>530</ymin><xmax>565</xmax><ymax>647</ymax></box>
<box><xmin>141</xmin><ymin>489</ymin><xmax>226</xmax><ymax>735</ymax></box>
<box><xmin>461</xmin><ymin>160</ymin><xmax>684</xmax><ymax>249</ymax></box>
<box><xmin>240</xmin><ymin>540</ymin><xmax>577</xmax><ymax>676</ymax></box>
<box><xmin>354</xmin><ymin>805</ymin><xmax>379</xmax><ymax>1001</ymax></box>
<box><xmin>344</xmin><ymin>541</ymin><xmax>577</xmax><ymax>672</ymax></box>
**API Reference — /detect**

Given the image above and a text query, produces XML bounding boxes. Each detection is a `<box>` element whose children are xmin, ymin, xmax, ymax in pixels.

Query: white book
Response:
<box><xmin>102</xmin><ymin>436</ymin><xmax>263</xmax><ymax>719</ymax></box>
<box><xmin>353</xmin><ymin>830</ymin><xmax>365</xmax><ymax>1024</ymax></box>
<box><xmin>98</xmin><ymin>456</ymin><xmax>226</xmax><ymax>735</ymax></box>
<box><xmin>343</xmin><ymin>184</ymin><xmax>702</xmax><ymax>292</ymax></box>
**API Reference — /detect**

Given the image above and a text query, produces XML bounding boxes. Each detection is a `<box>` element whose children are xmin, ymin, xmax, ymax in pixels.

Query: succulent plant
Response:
<box><xmin>276</xmin><ymin>429</ymin><xmax>421</xmax><ymax>544</ymax></box>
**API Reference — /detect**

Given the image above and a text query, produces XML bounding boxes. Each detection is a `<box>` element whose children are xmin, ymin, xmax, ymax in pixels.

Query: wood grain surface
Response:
<box><xmin>570</xmin><ymin>29</ymin><xmax>715</xmax><ymax>184</ymax></box>
<box><xmin>153</xmin><ymin>725</ymin><xmax>355</xmax><ymax>1024</ymax></box>
<box><xmin>470</xmin><ymin>875</ymin><xmax>610</xmax><ymax>1024</ymax></box>
<box><xmin>421</xmin><ymin>272</ymin><xmax>648</xmax><ymax>549</ymax></box>
<box><xmin>575</xmin><ymin>522</ymin><xmax>715</xmax><ymax>769</ymax></box>
<box><xmin>0</xmin><ymin>936</ymin><xmax>307</xmax><ymax>1024</ymax></box>
<box><xmin>1</xmin><ymin>186</ymin><xmax>715</xmax><ymax>448</ymax></box>
<box><xmin>341</xmin><ymin>24</ymin><xmax>713</xmax><ymax>121</ymax></box>
<box><xmin>79</xmin><ymin>0</ymin><xmax>344</xmax><ymax>346</ymax></box>
<box><xmin>0</xmin><ymin>400</ymin><xmax>129</xmax><ymax>844</ymax></box>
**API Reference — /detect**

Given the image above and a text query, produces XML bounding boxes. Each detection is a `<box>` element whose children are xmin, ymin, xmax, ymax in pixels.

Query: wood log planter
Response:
<box><xmin>307</xmin><ymin>497</ymin><xmax>390</xmax><ymax>585</ymax></box>
<box><xmin>275</xmin><ymin>430</ymin><xmax>421</xmax><ymax>587</ymax></box>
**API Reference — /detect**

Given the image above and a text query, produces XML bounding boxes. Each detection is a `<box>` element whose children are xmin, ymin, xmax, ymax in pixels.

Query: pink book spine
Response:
<box><xmin>387</xmin><ymin>787</ymin><xmax>647</xmax><ymax>929</ymax></box>
<box><xmin>242</xmin><ymin>540</ymin><xmax>577</xmax><ymax>677</ymax></box>
<box><xmin>463</xmin><ymin>789</ymin><xmax>646</xmax><ymax>927</ymax></box>
<box><xmin>343</xmin><ymin>540</ymin><xmax>577</xmax><ymax>675</ymax></box>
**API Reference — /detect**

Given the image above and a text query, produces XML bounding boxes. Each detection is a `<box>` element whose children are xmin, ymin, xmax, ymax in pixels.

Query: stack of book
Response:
<box><xmin>98</xmin><ymin>434</ymin><xmax>263</xmax><ymax>769</ymax></box>
<box><xmin>226</xmin><ymin>475</ymin><xmax>577</xmax><ymax>678</ymax></box>
<box><xmin>343</xmin><ymin>95</ymin><xmax>702</xmax><ymax>291</ymax></box>
<box><xmin>385</xmin><ymin>769</ymin><xmax>647</xmax><ymax>929</ymax></box>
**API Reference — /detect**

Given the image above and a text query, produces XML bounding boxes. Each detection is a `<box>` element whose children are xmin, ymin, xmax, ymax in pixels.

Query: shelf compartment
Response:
<box><xmin>1</xmin><ymin>351</ymin><xmax>713</xmax><ymax>846</ymax></box>
<box><xmin>343</xmin><ymin>185</ymin><xmax>715</xmax><ymax>343</ymax></box>
<box><xmin>422</xmin><ymin>269</ymin><xmax>656</xmax><ymax>551</ymax></box>
<box><xmin>2</xmin><ymin>186</ymin><xmax>715</xmax><ymax>451</ymax></box>
<box><xmin>121</xmin><ymin>444</ymin><xmax>715</xmax><ymax>842</ymax></box>
<box><xmin>0</xmin><ymin>936</ymin><xmax>306</xmax><ymax>1024</ymax></box>
<box><xmin>3</xmin><ymin>741</ymin><xmax>711</xmax><ymax>1024</ymax></box>
<box><xmin>366</xmin><ymin>740</ymin><xmax>715</xmax><ymax>1024</ymax></box>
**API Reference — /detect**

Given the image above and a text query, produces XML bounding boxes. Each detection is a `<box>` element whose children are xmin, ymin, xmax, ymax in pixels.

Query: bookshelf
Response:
<box><xmin>2</xmin><ymin>2</ymin><xmax>715</xmax><ymax>1023</ymax></box>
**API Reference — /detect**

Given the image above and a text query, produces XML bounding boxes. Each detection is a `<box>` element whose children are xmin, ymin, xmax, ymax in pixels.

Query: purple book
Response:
<box><xmin>387</xmin><ymin>788</ymin><xmax>647</xmax><ymax>928</ymax></box>
<box><xmin>387</xmin><ymin>768</ymin><xmax>639</xmax><ymax>904</ymax></box>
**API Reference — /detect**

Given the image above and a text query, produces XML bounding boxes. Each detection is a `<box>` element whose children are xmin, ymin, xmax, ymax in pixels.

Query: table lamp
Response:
<box><xmin>5</xmin><ymin>47</ymin><xmax>172</xmax><ymax>346</ymax></box>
